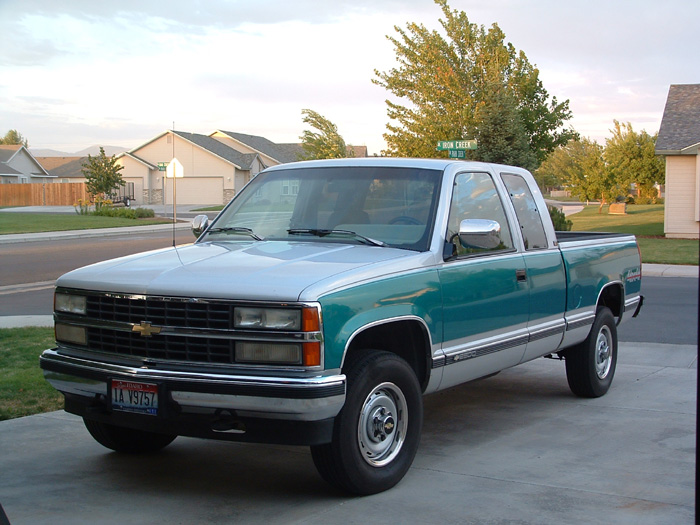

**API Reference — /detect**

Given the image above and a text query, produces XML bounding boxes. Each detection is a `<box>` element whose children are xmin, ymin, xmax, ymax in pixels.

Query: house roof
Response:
<box><xmin>216</xmin><ymin>131</ymin><xmax>304</xmax><ymax>164</ymax></box>
<box><xmin>0</xmin><ymin>164</ymin><xmax>22</xmax><ymax>176</ymax></box>
<box><xmin>0</xmin><ymin>145</ymin><xmax>54</xmax><ymax>177</ymax></box>
<box><xmin>35</xmin><ymin>156</ymin><xmax>86</xmax><ymax>178</ymax></box>
<box><xmin>656</xmin><ymin>84</ymin><xmax>700</xmax><ymax>154</ymax></box>
<box><xmin>174</xmin><ymin>131</ymin><xmax>259</xmax><ymax>170</ymax></box>
<box><xmin>0</xmin><ymin>145</ymin><xmax>21</xmax><ymax>163</ymax></box>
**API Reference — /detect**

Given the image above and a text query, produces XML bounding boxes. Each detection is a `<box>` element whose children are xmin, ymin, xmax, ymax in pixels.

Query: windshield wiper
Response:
<box><xmin>287</xmin><ymin>228</ymin><xmax>387</xmax><ymax>247</ymax></box>
<box><xmin>206</xmin><ymin>227</ymin><xmax>264</xmax><ymax>241</ymax></box>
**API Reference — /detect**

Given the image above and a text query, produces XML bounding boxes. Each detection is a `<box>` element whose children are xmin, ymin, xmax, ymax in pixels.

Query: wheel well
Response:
<box><xmin>598</xmin><ymin>283</ymin><xmax>623</xmax><ymax>319</ymax></box>
<box><xmin>344</xmin><ymin>320</ymin><xmax>430</xmax><ymax>391</ymax></box>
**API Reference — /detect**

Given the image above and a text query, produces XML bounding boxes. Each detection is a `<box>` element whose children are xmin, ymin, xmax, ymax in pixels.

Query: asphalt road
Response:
<box><xmin>1</xmin><ymin>230</ymin><xmax>194</xmax><ymax>286</ymax></box>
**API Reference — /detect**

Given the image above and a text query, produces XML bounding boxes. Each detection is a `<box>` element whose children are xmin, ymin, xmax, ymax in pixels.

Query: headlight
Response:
<box><xmin>55</xmin><ymin>293</ymin><xmax>87</xmax><ymax>315</ymax></box>
<box><xmin>234</xmin><ymin>307</ymin><xmax>301</xmax><ymax>330</ymax></box>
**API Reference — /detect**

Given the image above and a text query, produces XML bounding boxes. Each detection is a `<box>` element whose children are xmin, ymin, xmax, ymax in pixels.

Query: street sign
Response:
<box><xmin>165</xmin><ymin>158</ymin><xmax>184</xmax><ymax>179</ymax></box>
<box><xmin>436</xmin><ymin>139</ymin><xmax>478</xmax><ymax>151</ymax></box>
<box><xmin>448</xmin><ymin>149</ymin><xmax>466</xmax><ymax>159</ymax></box>
<box><xmin>157</xmin><ymin>162</ymin><xmax>167</xmax><ymax>172</ymax></box>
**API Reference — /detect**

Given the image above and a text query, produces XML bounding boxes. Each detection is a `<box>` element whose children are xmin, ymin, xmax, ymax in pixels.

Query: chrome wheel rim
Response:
<box><xmin>595</xmin><ymin>325</ymin><xmax>613</xmax><ymax>379</ymax></box>
<box><xmin>357</xmin><ymin>382</ymin><xmax>407</xmax><ymax>467</ymax></box>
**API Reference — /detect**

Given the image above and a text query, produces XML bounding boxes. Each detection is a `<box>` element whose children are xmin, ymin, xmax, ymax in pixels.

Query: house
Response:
<box><xmin>656</xmin><ymin>84</ymin><xmax>700</xmax><ymax>239</ymax></box>
<box><xmin>35</xmin><ymin>156</ymin><xmax>86</xmax><ymax>182</ymax></box>
<box><xmin>0</xmin><ymin>145</ymin><xmax>55</xmax><ymax>184</ymax></box>
<box><xmin>116</xmin><ymin>130</ymin><xmax>269</xmax><ymax>205</ymax></box>
<box><xmin>117</xmin><ymin>131</ymin><xmax>309</xmax><ymax>206</ymax></box>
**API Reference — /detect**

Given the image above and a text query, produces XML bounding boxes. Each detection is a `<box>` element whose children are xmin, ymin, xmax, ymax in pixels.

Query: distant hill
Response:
<box><xmin>30</xmin><ymin>145</ymin><xmax>128</xmax><ymax>157</ymax></box>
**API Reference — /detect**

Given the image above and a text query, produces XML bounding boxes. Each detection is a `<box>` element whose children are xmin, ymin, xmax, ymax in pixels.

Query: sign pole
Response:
<box><xmin>165</xmin><ymin>157</ymin><xmax>184</xmax><ymax>247</ymax></box>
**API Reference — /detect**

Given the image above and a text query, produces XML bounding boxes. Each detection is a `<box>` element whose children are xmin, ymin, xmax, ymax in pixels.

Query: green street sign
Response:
<box><xmin>448</xmin><ymin>149</ymin><xmax>466</xmax><ymax>159</ymax></box>
<box><xmin>437</xmin><ymin>139</ymin><xmax>478</xmax><ymax>151</ymax></box>
<box><xmin>157</xmin><ymin>162</ymin><xmax>167</xmax><ymax>172</ymax></box>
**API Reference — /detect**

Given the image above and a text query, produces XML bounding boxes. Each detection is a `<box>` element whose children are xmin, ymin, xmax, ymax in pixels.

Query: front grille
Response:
<box><xmin>87</xmin><ymin>327</ymin><xmax>235</xmax><ymax>364</ymax></box>
<box><xmin>86</xmin><ymin>295</ymin><xmax>234</xmax><ymax>330</ymax></box>
<box><xmin>85</xmin><ymin>295</ymin><xmax>237</xmax><ymax>364</ymax></box>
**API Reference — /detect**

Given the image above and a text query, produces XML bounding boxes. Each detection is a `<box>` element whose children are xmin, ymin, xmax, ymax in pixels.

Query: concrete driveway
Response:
<box><xmin>0</xmin><ymin>342</ymin><xmax>695</xmax><ymax>524</ymax></box>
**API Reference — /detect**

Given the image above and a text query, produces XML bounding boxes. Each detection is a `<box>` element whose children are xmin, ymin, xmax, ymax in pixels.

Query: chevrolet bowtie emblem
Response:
<box><xmin>132</xmin><ymin>321</ymin><xmax>161</xmax><ymax>337</ymax></box>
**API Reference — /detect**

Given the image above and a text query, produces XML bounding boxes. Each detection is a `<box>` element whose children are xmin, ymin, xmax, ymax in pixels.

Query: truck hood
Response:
<box><xmin>56</xmin><ymin>240</ymin><xmax>429</xmax><ymax>302</ymax></box>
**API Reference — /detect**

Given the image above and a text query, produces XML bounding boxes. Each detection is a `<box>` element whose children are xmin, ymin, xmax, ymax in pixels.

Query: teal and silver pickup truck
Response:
<box><xmin>41</xmin><ymin>158</ymin><xmax>643</xmax><ymax>494</ymax></box>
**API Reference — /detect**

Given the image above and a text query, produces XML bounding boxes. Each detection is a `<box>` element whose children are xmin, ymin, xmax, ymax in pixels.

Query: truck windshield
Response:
<box><xmin>204</xmin><ymin>166</ymin><xmax>442</xmax><ymax>251</ymax></box>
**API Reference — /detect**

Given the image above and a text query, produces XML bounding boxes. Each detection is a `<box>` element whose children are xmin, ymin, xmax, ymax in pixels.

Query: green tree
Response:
<box><xmin>299</xmin><ymin>109</ymin><xmax>353</xmax><ymax>160</ymax></box>
<box><xmin>373</xmin><ymin>0</ymin><xmax>576</xmax><ymax>167</ymax></box>
<box><xmin>605</xmin><ymin>120</ymin><xmax>665</xmax><ymax>203</ymax></box>
<box><xmin>473</xmin><ymin>87</ymin><xmax>536</xmax><ymax>169</ymax></box>
<box><xmin>81</xmin><ymin>147</ymin><xmax>125</xmax><ymax>200</ymax></box>
<box><xmin>538</xmin><ymin>139</ymin><xmax>620</xmax><ymax>212</ymax></box>
<box><xmin>0</xmin><ymin>129</ymin><xmax>29</xmax><ymax>147</ymax></box>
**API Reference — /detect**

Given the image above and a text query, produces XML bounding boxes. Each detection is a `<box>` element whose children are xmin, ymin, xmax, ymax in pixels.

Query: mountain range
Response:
<box><xmin>29</xmin><ymin>145</ymin><xmax>128</xmax><ymax>157</ymax></box>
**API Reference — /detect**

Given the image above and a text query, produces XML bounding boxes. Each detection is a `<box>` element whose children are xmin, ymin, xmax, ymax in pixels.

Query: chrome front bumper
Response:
<box><xmin>40</xmin><ymin>348</ymin><xmax>346</xmax><ymax>422</ymax></box>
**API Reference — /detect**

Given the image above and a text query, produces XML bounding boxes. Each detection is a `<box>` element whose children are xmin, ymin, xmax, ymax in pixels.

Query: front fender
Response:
<box><xmin>318</xmin><ymin>270</ymin><xmax>443</xmax><ymax>370</ymax></box>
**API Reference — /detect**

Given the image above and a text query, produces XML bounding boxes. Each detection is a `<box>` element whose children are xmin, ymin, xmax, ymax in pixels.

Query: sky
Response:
<box><xmin>0</xmin><ymin>0</ymin><xmax>697</xmax><ymax>156</ymax></box>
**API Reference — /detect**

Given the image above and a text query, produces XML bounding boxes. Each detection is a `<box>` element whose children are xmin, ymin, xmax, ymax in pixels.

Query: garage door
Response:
<box><xmin>164</xmin><ymin>177</ymin><xmax>223</xmax><ymax>205</ymax></box>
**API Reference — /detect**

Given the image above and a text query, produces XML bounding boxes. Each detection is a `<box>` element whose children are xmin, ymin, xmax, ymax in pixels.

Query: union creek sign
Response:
<box><xmin>436</xmin><ymin>139</ymin><xmax>478</xmax><ymax>151</ymax></box>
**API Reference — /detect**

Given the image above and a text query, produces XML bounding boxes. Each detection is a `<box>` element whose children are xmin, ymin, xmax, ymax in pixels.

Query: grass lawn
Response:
<box><xmin>568</xmin><ymin>204</ymin><xmax>698</xmax><ymax>265</ymax></box>
<box><xmin>191</xmin><ymin>205</ymin><xmax>225</xmax><ymax>212</ymax></box>
<box><xmin>0</xmin><ymin>212</ymin><xmax>171</xmax><ymax>235</ymax></box>
<box><xmin>0</xmin><ymin>327</ymin><xmax>63</xmax><ymax>421</ymax></box>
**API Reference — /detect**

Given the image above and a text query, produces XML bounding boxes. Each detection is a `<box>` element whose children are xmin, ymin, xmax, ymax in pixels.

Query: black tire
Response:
<box><xmin>311</xmin><ymin>350</ymin><xmax>423</xmax><ymax>495</ymax></box>
<box><xmin>83</xmin><ymin>418</ymin><xmax>176</xmax><ymax>453</ymax></box>
<box><xmin>565</xmin><ymin>306</ymin><xmax>617</xmax><ymax>398</ymax></box>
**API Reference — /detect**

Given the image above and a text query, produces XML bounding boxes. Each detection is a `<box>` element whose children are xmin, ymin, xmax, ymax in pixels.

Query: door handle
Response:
<box><xmin>516</xmin><ymin>269</ymin><xmax>527</xmax><ymax>282</ymax></box>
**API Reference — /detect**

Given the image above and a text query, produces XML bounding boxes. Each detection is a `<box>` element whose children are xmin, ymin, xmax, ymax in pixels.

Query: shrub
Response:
<box><xmin>549</xmin><ymin>205</ymin><xmax>572</xmax><ymax>231</ymax></box>
<box><xmin>134</xmin><ymin>207</ymin><xmax>155</xmax><ymax>218</ymax></box>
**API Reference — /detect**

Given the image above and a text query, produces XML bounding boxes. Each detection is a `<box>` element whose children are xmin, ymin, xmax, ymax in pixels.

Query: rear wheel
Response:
<box><xmin>83</xmin><ymin>418</ymin><xmax>176</xmax><ymax>453</ymax></box>
<box><xmin>565</xmin><ymin>306</ymin><xmax>617</xmax><ymax>398</ymax></box>
<box><xmin>311</xmin><ymin>350</ymin><xmax>423</xmax><ymax>495</ymax></box>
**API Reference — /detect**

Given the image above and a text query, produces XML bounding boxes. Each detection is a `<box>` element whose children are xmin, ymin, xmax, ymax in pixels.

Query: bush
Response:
<box><xmin>134</xmin><ymin>207</ymin><xmax>155</xmax><ymax>218</ymax></box>
<box><xmin>90</xmin><ymin>207</ymin><xmax>155</xmax><ymax>219</ymax></box>
<box><xmin>548</xmin><ymin>205</ymin><xmax>572</xmax><ymax>231</ymax></box>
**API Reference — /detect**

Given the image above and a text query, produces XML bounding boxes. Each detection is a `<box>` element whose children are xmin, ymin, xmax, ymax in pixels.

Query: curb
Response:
<box><xmin>643</xmin><ymin>263</ymin><xmax>698</xmax><ymax>278</ymax></box>
<box><xmin>0</xmin><ymin>222</ymin><xmax>192</xmax><ymax>244</ymax></box>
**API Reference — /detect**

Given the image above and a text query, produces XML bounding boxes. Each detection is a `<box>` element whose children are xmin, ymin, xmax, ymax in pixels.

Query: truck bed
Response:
<box><xmin>556</xmin><ymin>231</ymin><xmax>635</xmax><ymax>245</ymax></box>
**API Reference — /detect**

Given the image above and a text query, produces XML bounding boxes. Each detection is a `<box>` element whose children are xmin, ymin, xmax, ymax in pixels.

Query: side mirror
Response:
<box><xmin>192</xmin><ymin>215</ymin><xmax>209</xmax><ymax>239</ymax></box>
<box><xmin>458</xmin><ymin>219</ymin><xmax>502</xmax><ymax>249</ymax></box>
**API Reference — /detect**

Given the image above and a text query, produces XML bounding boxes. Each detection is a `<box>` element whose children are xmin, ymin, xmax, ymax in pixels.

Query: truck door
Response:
<box><xmin>500</xmin><ymin>172</ymin><xmax>567</xmax><ymax>362</ymax></box>
<box><xmin>437</xmin><ymin>171</ymin><xmax>529</xmax><ymax>389</ymax></box>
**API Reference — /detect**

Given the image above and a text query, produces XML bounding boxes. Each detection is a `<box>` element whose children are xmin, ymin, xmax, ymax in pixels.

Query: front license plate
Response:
<box><xmin>111</xmin><ymin>380</ymin><xmax>158</xmax><ymax>416</ymax></box>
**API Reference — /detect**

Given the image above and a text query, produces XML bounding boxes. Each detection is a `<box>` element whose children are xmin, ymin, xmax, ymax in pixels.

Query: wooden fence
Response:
<box><xmin>0</xmin><ymin>183</ymin><xmax>90</xmax><ymax>207</ymax></box>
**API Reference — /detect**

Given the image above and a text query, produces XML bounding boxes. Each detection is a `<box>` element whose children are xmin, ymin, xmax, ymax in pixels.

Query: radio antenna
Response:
<box><xmin>172</xmin><ymin>122</ymin><xmax>176</xmax><ymax>248</ymax></box>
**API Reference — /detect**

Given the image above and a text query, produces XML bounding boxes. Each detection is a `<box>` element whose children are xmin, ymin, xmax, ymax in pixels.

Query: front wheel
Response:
<box><xmin>565</xmin><ymin>306</ymin><xmax>617</xmax><ymax>398</ymax></box>
<box><xmin>83</xmin><ymin>418</ymin><xmax>176</xmax><ymax>453</ymax></box>
<box><xmin>311</xmin><ymin>351</ymin><xmax>423</xmax><ymax>495</ymax></box>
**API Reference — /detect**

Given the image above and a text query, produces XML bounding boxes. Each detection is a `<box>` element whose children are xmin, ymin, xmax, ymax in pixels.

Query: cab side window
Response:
<box><xmin>445</xmin><ymin>172</ymin><xmax>514</xmax><ymax>258</ymax></box>
<box><xmin>501</xmin><ymin>173</ymin><xmax>547</xmax><ymax>250</ymax></box>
